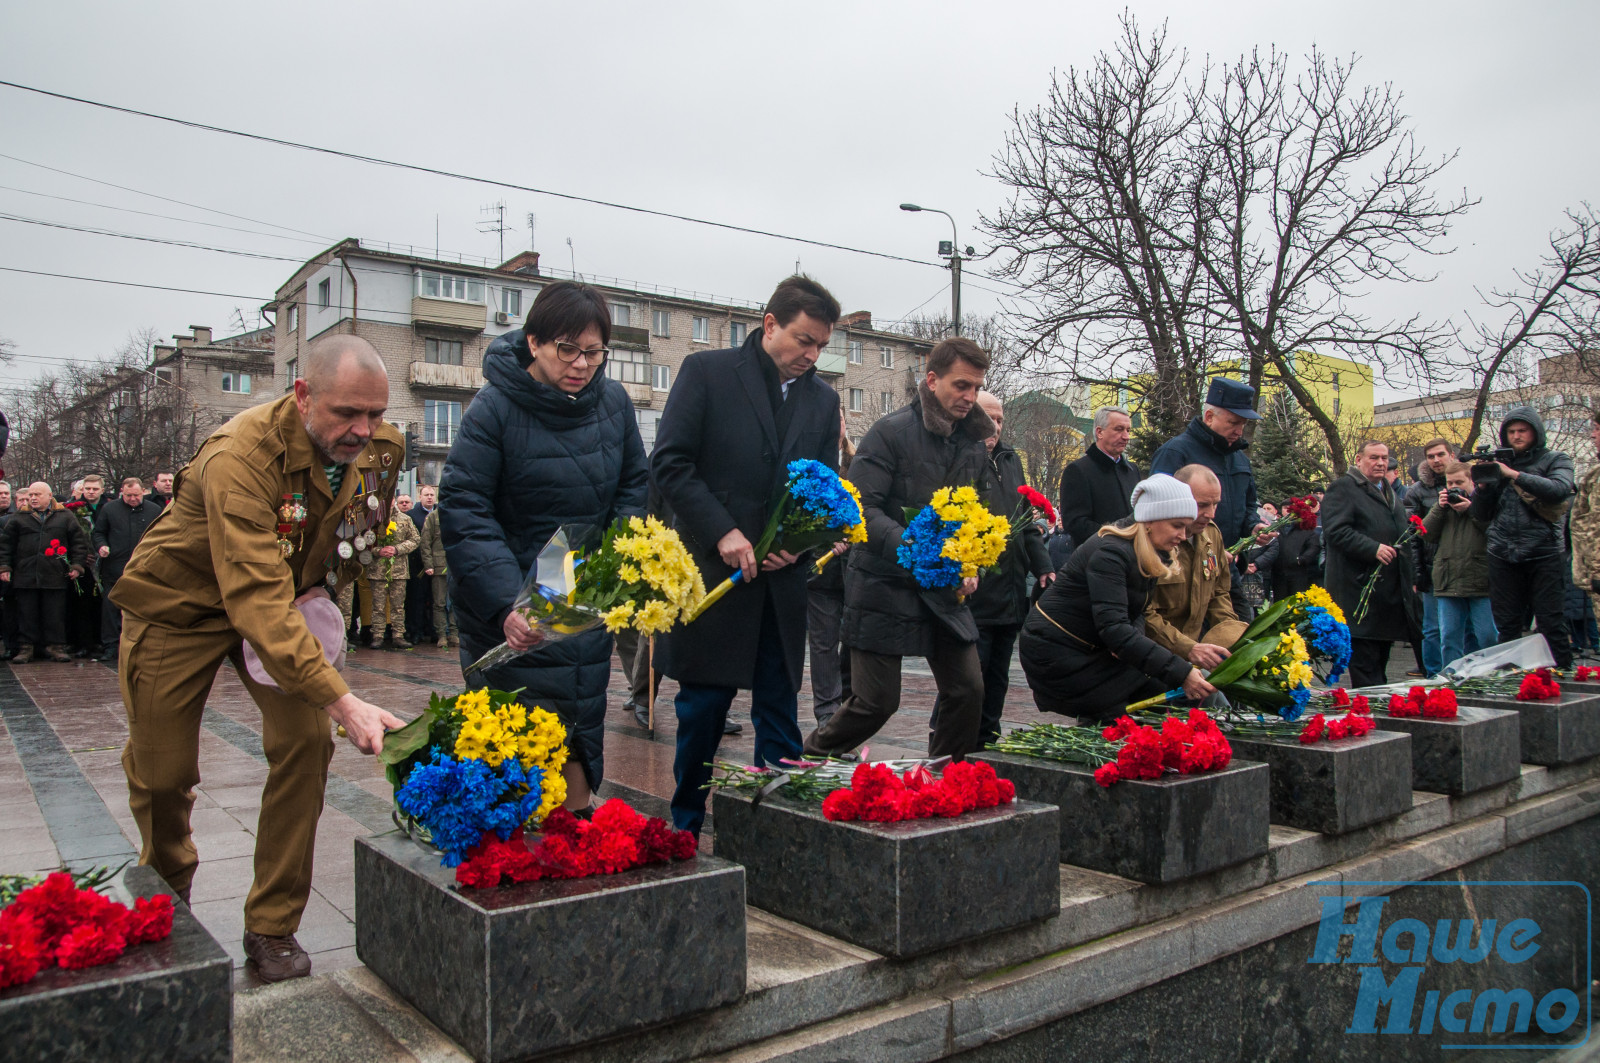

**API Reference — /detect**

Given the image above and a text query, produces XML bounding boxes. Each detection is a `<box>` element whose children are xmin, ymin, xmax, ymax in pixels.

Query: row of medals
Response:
<box><xmin>330</xmin><ymin>491</ymin><xmax>386</xmax><ymax>586</ymax></box>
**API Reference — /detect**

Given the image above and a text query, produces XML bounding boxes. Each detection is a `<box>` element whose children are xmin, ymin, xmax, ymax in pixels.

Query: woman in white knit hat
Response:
<box><xmin>1018</xmin><ymin>474</ymin><xmax>1217</xmax><ymax>722</ymax></box>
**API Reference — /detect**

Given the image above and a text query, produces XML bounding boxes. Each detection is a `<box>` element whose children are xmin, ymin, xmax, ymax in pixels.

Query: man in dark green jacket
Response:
<box><xmin>1425</xmin><ymin>462</ymin><xmax>1497</xmax><ymax>669</ymax></box>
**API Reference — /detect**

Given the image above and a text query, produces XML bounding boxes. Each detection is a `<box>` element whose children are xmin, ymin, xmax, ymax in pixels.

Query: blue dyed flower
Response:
<box><xmin>896</xmin><ymin>506</ymin><xmax>963</xmax><ymax>589</ymax></box>
<box><xmin>785</xmin><ymin>460</ymin><xmax>863</xmax><ymax>533</ymax></box>
<box><xmin>396</xmin><ymin>752</ymin><xmax>545</xmax><ymax>866</ymax></box>
<box><xmin>1299</xmin><ymin>606</ymin><xmax>1353</xmax><ymax>686</ymax></box>
<box><xmin>1277</xmin><ymin>683</ymin><xmax>1312</xmax><ymax>722</ymax></box>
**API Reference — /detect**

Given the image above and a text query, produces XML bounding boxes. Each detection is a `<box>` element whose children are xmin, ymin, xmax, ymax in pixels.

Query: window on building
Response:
<box><xmin>651</xmin><ymin>364</ymin><xmax>672</xmax><ymax>391</ymax></box>
<box><xmin>317</xmin><ymin>278</ymin><xmax>331</xmax><ymax>309</ymax></box>
<box><xmin>729</xmin><ymin>321</ymin><xmax>748</xmax><ymax>346</ymax></box>
<box><xmin>652</xmin><ymin>309</ymin><xmax>671</xmax><ymax>337</ymax></box>
<box><xmin>288</xmin><ymin>305</ymin><xmax>299</xmax><ymax>333</ymax></box>
<box><xmin>848</xmin><ymin>341</ymin><xmax>863</xmax><ymax>365</ymax></box>
<box><xmin>606</xmin><ymin>347</ymin><xmax>649</xmax><ymax>385</ymax></box>
<box><xmin>283</xmin><ymin>358</ymin><xmax>296</xmax><ymax>388</ymax></box>
<box><xmin>501</xmin><ymin>288</ymin><xmax>522</xmax><ymax>317</ymax></box>
<box><xmin>425</xmin><ymin>338</ymin><xmax>464</xmax><ymax>365</ymax></box>
<box><xmin>610</xmin><ymin>303</ymin><xmax>632</xmax><ymax>327</ymax></box>
<box><xmin>880</xmin><ymin>345</ymin><xmax>894</xmax><ymax>368</ymax></box>
<box><xmin>423</xmin><ymin>399</ymin><xmax>463</xmax><ymax>446</ymax></box>
<box><xmin>417</xmin><ymin>270</ymin><xmax>486</xmax><ymax>303</ymax></box>
<box><xmin>880</xmin><ymin>391</ymin><xmax>893</xmax><ymax>414</ymax></box>
<box><xmin>220</xmin><ymin>373</ymin><xmax>251</xmax><ymax>395</ymax></box>
<box><xmin>849</xmin><ymin>388</ymin><xmax>863</xmax><ymax>413</ymax></box>
<box><xmin>153</xmin><ymin>367</ymin><xmax>175</xmax><ymax>384</ymax></box>
<box><xmin>115</xmin><ymin>388</ymin><xmax>135</xmax><ymax>408</ymax></box>
<box><xmin>693</xmin><ymin>316</ymin><xmax>710</xmax><ymax>343</ymax></box>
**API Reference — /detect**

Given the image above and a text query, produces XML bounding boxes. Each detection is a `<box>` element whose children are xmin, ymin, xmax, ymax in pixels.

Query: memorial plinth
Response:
<box><xmin>1372</xmin><ymin>705</ymin><xmax>1522</xmax><ymax>794</ymax></box>
<box><xmin>973</xmin><ymin>752</ymin><xmax>1270</xmax><ymax>883</ymax></box>
<box><xmin>1454</xmin><ymin>687</ymin><xmax>1600</xmax><ymax>766</ymax></box>
<box><xmin>1226</xmin><ymin>729</ymin><xmax>1412</xmax><ymax>834</ymax></box>
<box><xmin>0</xmin><ymin>865</ymin><xmax>232</xmax><ymax>1062</ymax></box>
<box><xmin>711</xmin><ymin>791</ymin><xmax>1059</xmax><ymax>957</ymax></box>
<box><xmin>355</xmin><ymin>833</ymin><xmax>746</xmax><ymax>1063</ymax></box>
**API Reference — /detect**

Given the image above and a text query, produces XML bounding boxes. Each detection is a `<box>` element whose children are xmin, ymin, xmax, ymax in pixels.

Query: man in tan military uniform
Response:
<box><xmin>1571</xmin><ymin>410</ymin><xmax>1600</xmax><ymax>602</ymax></box>
<box><xmin>1145</xmin><ymin>464</ymin><xmax>1249</xmax><ymax>669</ymax></box>
<box><xmin>113</xmin><ymin>335</ymin><xmax>405</xmax><ymax>983</ymax></box>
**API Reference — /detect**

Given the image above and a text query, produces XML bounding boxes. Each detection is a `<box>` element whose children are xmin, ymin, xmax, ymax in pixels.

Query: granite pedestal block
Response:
<box><xmin>1455</xmin><ymin>687</ymin><xmax>1600</xmax><ymax>765</ymax></box>
<box><xmin>973</xmin><ymin>752</ymin><xmax>1270</xmax><ymax>884</ymax></box>
<box><xmin>1373</xmin><ymin>705</ymin><xmax>1522</xmax><ymax>794</ymax></box>
<box><xmin>355</xmin><ymin>833</ymin><xmax>746</xmax><ymax>1062</ymax></box>
<box><xmin>711</xmin><ymin>791</ymin><xmax>1059</xmax><ymax>958</ymax></box>
<box><xmin>1226</xmin><ymin>730</ymin><xmax>1412</xmax><ymax>834</ymax></box>
<box><xmin>0</xmin><ymin>865</ymin><xmax>232</xmax><ymax>1062</ymax></box>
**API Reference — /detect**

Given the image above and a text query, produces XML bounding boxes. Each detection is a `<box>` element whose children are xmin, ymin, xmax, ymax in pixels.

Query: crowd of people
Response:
<box><xmin>2</xmin><ymin>272</ymin><xmax>1593</xmax><ymax>986</ymax></box>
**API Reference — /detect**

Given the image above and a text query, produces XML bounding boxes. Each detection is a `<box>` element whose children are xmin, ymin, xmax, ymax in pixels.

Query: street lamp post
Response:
<box><xmin>899</xmin><ymin>203</ymin><xmax>972</xmax><ymax>337</ymax></box>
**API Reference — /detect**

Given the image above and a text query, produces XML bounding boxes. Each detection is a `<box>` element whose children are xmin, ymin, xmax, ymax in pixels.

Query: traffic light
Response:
<box><xmin>402</xmin><ymin>428</ymin><xmax>419</xmax><ymax>473</ymax></box>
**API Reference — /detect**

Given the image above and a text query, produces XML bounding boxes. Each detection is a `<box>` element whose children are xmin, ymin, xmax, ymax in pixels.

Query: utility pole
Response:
<box><xmin>479</xmin><ymin>201</ymin><xmax>511</xmax><ymax>263</ymax></box>
<box><xmin>899</xmin><ymin>203</ymin><xmax>973</xmax><ymax>337</ymax></box>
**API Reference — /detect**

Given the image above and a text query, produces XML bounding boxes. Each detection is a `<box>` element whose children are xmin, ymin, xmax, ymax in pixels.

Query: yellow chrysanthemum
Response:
<box><xmin>840</xmin><ymin>480</ymin><xmax>869</xmax><ymax>543</ymax></box>
<box><xmin>618</xmin><ymin>563</ymin><xmax>641</xmax><ymax>584</ymax></box>
<box><xmin>602</xmin><ymin>602</ymin><xmax>636</xmax><ymax>632</ymax></box>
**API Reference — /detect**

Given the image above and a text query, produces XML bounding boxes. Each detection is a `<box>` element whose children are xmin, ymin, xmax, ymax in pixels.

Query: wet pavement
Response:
<box><xmin>0</xmin><ymin>634</ymin><xmax>1421</xmax><ymax>989</ymax></box>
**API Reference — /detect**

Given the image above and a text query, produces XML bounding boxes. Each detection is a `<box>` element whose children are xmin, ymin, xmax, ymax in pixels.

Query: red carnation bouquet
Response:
<box><xmin>1574</xmin><ymin>666</ymin><xmax>1600</xmax><ymax>682</ymax></box>
<box><xmin>1327</xmin><ymin>688</ymin><xmax>1373</xmax><ymax>715</ymax></box>
<box><xmin>0</xmin><ymin>873</ymin><xmax>174</xmax><ymax>989</ymax></box>
<box><xmin>1093</xmin><ymin>712</ymin><xmax>1233</xmax><ymax>786</ymax></box>
<box><xmin>1352</xmin><ymin>514</ymin><xmax>1428</xmax><ymax>624</ymax></box>
<box><xmin>1014</xmin><ymin>485</ymin><xmax>1057</xmax><ymax>528</ymax></box>
<box><xmin>820</xmin><ymin>760</ymin><xmax>1015</xmax><ymax>822</ymax></box>
<box><xmin>1385</xmin><ymin>685</ymin><xmax>1459</xmax><ymax>719</ymax></box>
<box><xmin>1225</xmin><ymin>494</ymin><xmax>1319</xmax><ymax>556</ymax></box>
<box><xmin>1298</xmin><ymin>712</ymin><xmax>1377</xmax><ymax>743</ymax></box>
<box><xmin>453</xmin><ymin>799</ymin><xmax>698</xmax><ymax>889</ymax></box>
<box><xmin>1516</xmin><ymin>668</ymin><xmax>1562</xmax><ymax>701</ymax></box>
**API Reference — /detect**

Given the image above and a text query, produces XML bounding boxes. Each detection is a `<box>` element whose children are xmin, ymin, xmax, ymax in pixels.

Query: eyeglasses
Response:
<box><xmin>554</xmin><ymin>341</ymin><xmax>610</xmax><ymax>365</ymax></box>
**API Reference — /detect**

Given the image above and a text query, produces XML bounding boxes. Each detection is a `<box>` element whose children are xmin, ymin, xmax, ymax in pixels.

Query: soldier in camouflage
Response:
<box><xmin>1570</xmin><ymin>410</ymin><xmax>1600</xmax><ymax>600</ymax></box>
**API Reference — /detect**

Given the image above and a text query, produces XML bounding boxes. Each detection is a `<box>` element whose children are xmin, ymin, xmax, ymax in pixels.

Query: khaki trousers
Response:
<box><xmin>119</xmin><ymin>617</ymin><xmax>334</xmax><ymax>936</ymax></box>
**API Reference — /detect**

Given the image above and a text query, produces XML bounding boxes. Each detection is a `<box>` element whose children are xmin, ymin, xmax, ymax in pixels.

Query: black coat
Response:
<box><xmin>1150</xmin><ymin>418</ymin><xmax>1259</xmax><ymax>545</ymax></box>
<box><xmin>1469</xmin><ymin>406</ymin><xmax>1575</xmax><ymax>564</ymax></box>
<box><xmin>441</xmin><ymin>329</ymin><xmax>649</xmax><ymax>776</ymax></box>
<box><xmin>840</xmin><ymin>385</ymin><xmax>998</xmax><ymax>657</ymax></box>
<box><xmin>651</xmin><ymin>333</ymin><xmax>840</xmax><ymax>689</ymax></box>
<box><xmin>92</xmin><ymin>497</ymin><xmax>164</xmax><ymax>583</ymax></box>
<box><xmin>1321</xmin><ymin>469</ymin><xmax>1421</xmax><ymax>641</ymax></box>
<box><xmin>1057</xmin><ymin>444</ymin><xmax>1141</xmax><ymax>547</ymax></box>
<box><xmin>0</xmin><ymin>505</ymin><xmax>90</xmax><ymax>590</ymax></box>
<box><xmin>1403</xmin><ymin>464</ymin><xmax>1443</xmax><ymax>592</ymax></box>
<box><xmin>1269</xmin><ymin>524</ymin><xmax>1323</xmax><ymax>599</ymax></box>
<box><xmin>970</xmin><ymin>441</ymin><xmax>1052</xmax><ymax>628</ymax></box>
<box><xmin>1018</xmin><ymin>532</ymin><xmax>1192</xmax><ymax>723</ymax></box>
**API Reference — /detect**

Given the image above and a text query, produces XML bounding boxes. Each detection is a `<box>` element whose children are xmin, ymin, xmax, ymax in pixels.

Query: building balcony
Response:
<box><xmin>815</xmin><ymin>352</ymin><xmax>848</xmax><ymax>376</ymax></box>
<box><xmin>409</xmin><ymin>361</ymin><xmax>485</xmax><ymax>392</ymax></box>
<box><xmin>411</xmin><ymin>296</ymin><xmax>487</xmax><ymax>332</ymax></box>
<box><xmin>621</xmin><ymin>381</ymin><xmax>654</xmax><ymax>407</ymax></box>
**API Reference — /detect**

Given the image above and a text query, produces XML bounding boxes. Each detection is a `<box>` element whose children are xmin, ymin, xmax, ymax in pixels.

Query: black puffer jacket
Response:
<box><xmin>441</xmin><ymin>330</ymin><xmax>649</xmax><ymax>785</ymax></box>
<box><xmin>1018</xmin><ymin>530</ymin><xmax>1192</xmax><ymax>722</ymax></box>
<box><xmin>0</xmin><ymin>504</ymin><xmax>89</xmax><ymax>590</ymax></box>
<box><xmin>1469</xmin><ymin>406</ymin><xmax>1575</xmax><ymax>564</ymax></box>
<box><xmin>1403</xmin><ymin>462</ymin><xmax>1443</xmax><ymax>592</ymax></box>
<box><xmin>969</xmin><ymin>441</ymin><xmax>1052</xmax><ymax>627</ymax></box>
<box><xmin>840</xmin><ymin>383</ymin><xmax>998</xmax><ymax>656</ymax></box>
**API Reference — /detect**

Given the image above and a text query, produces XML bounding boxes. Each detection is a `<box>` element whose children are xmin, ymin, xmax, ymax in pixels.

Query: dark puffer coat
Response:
<box><xmin>441</xmin><ymin>329</ymin><xmax>649</xmax><ymax>788</ymax></box>
<box><xmin>969</xmin><ymin>441</ymin><xmax>1052</xmax><ymax>628</ymax></box>
<box><xmin>1150</xmin><ymin>417</ymin><xmax>1260</xmax><ymax>545</ymax></box>
<box><xmin>1018</xmin><ymin>530</ymin><xmax>1192</xmax><ymax>722</ymax></box>
<box><xmin>841</xmin><ymin>384</ymin><xmax>998</xmax><ymax>657</ymax></box>
<box><xmin>1403</xmin><ymin>462</ymin><xmax>1443</xmax><ymax>592</ymax></box>
<box><xmin>0</xmin><ymin>504</ymin><xmax>89</xmax><ymax>589</ymax></box>
<box><xmin>1469</xmin><ymin>406</ymin><xmax>1575</xmax><ymax>564</ymax></box>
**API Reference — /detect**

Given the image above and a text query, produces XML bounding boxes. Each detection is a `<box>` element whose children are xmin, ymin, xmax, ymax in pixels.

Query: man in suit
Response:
<box><xmin>1057</xmin><ymin>406</ymin><xmax>1139</xmax><ymax>548</ymax></box>
<box><xmin>651</xmin><ymin>275</ymin><xmax>843</xmax><ymax>835</ymax></box>
<box><xmin>1323</xmin><ymin>441</ymin><xmax>1422</xmax><ymax>686</ymax></box>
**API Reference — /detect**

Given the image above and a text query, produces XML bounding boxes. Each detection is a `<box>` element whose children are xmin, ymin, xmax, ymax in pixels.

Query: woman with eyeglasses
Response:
<box><xmin>441</xmin><ymin>280</ymin><xmax>649</xmax><ymax>813</ymax></box>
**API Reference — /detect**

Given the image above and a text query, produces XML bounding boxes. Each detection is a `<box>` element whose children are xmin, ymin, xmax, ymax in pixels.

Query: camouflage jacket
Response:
<box><xmin>1570</xmin><ymin>464</ymin><xmax>1600</xmax><ymax>589</ymax></box>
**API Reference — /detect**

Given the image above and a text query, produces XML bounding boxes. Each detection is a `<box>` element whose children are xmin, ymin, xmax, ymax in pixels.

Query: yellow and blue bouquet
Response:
<box><xmin>382</xmin><ymin>688</ymin><xmax>570</xmax><ymax>866</ymax></box>
<box><xmin>897</xmin><ymin>485</ymin><xmax>1011</xmax><ymax>589</ymax></box>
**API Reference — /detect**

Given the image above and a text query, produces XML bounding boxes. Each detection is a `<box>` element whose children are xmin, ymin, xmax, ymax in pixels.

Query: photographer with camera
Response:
<box><xmin>1468</xmin><ymin>406</ymin><xmax>1575</xmax><ymax>667</ymax></box>
<box><xmin>1403</xmin><ymin>439</ymin><xmax>1455</xmax><ymax>676</ymax></box>
<box><xmin>1424</xmin><ymin>462</ymin><xmax>1497</xmax><ymax>667</ymax></box>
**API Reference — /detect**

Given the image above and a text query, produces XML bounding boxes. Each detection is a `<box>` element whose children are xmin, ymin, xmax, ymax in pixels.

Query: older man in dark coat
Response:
<box><xmin>0</xmin><ymin>482</ymin><xmax>89</xmax><ymax>662</ymax></box>
<box><xmin>91</xmin><ymin>476</ymin><xmax>164</xmax><ymax>661</ymax></box>
<box><xmin>1057</xmin><ymin>405</ymin><xmax>1139</xmax><ymax>547</ymax></box>
<box><xmin>1322</xmin><ymin>441</ymin><xmax>1422</xmax><ymax>686</ymax></box>
<box><xmin>652</xmin><ymin>275</ymin><xmax>843</xmax><ymax>836</ymax></box>
<box><xmin>803</xmin><ymin>337</ymin><xmax>999</xmax><ymax>761</ymax></box>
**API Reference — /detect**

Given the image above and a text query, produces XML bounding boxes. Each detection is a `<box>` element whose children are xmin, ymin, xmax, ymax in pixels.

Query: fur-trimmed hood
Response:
<box><xmin>915</xmin><ymin>378</ymin><xmax>996</xmax><ymax>441</ymax></box>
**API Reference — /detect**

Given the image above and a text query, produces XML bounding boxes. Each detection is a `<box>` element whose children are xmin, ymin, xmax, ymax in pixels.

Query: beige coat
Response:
<box><xmin>1144</xmin><ymin>521</ymin><xmax>1249</xmax><ymax>659</ymax></box>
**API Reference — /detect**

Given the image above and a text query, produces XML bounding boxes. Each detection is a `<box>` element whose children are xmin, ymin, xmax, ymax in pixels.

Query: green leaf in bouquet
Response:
<box><xmin>903</xmin><ymin>506</ymin><xmax>921</xmax><ymax>525</ymax></box>
<box><xmin>381</xmin><ymin>695</ymin><xmax>446</xmax><ymax>789</ymax></box>
<box><xmin>1205</xmin><ymin>634</ymin><xmax>1280</xmax><ymax>687</ymax></box>
<box><xmin>1233</xmin><ymin>597</ymin><xmax>1292</xmax><ymax>646</ymax></box>
<box><xmin>1217</xmin><ymin>676</ymin><xmax>1295</xmax><ymax>712</ymax></box>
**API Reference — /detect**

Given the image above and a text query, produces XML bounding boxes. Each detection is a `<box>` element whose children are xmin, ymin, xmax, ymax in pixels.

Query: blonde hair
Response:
<box><xmin>1097</xmin><ymin>521</ymin><xmax>1177</xmax><ymax>579</ymax></box>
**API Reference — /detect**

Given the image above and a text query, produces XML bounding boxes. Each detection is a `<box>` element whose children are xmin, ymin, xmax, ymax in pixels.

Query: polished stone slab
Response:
<box><xmin>711</xmin><ymin>790</ymin><xmax>1059</xmax><ymax>958</ymax></box>
<box><xmin>0</xmin><ymin>865</ymin><xmax>233</xmax><ymax>1061</ymax></box>
<box><xmin>1372</xmin><ymin>705</ymin><xmax>1522</xmax><ymax>795</ymax></box>
<box><xmin>1455</xmin><ymin>687</ymin><xmax>1600</xmax><ymax>766</ymax></box>
<box><xmin>355</xmin><ymin>832</ymin><xmax>745</xmax><ymax>1062</ymax></box>
<box><xmin>974</xmin><ymin>752</ymin><xmax>1270</xmax><ymax>884</ymax></box>
<box><xmin>1226</xmin><ymin>730</ymin><xmax>1412</xmax><ymax>834</ymax></box>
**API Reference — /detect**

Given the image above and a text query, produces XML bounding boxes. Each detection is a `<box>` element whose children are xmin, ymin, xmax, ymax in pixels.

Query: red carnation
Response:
<box><xmin>1330</xmin><ymin>688</ymin><xmax>1352</xmax><ymax>708</ymax></box>
<box><xmin>1408</xmin><ymin>515</ymin><xmax>1427</xmax><ymax>532</ymax></box>
<box><xmin>55</xmin><ymin>922</ymin><xmax>127</xmax><ymax>969</ymax></box>
<box><xmin>821</xmin><ymin>788</ymin><xmax>861</xmax><ymax>821</ymax></box>
<box><xmin>1517</xmin><ymin>669</ymin><xmax>1561</xmax><ymax>701</ymax></box>
<box><xmin>1017</xmin><ymin>484</ymin><xmax>1059</xmax><ymax>525</ymax></box>
<box><xmin>1348</xmin><ymin>714</ymin><xmax>1376</xmax><ymax>737</ymax></box>
<box><xmin>0</xmin><ymin>913</ymin><xmax>46</xmax><ymax>989</ymax></box>
<box><xmin>1299</xmin><ymin>714</ymin><xmax>1326</xmax><ymax>744</ymax></box>
<box><xmin>1350</xmin><ymin>695</ymin><xmax>1372</xmax><ymax>715</ymax></box>
<box><xmin>1422</xmin><ymin>689</ymin><xmax>1459</xmax><ymax>719</ymax></box>
<box><xmin>123</xmin><ymin>895</ymin><xmax>174</xmax><ymax>944</ymax></box>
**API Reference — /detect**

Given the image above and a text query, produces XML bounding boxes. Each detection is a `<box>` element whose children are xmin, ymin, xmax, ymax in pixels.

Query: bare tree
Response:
<box><xmin>892</xmin><ymin>312</ymin><xmax>1035</xmax><ymax>398</ymax></box>
<box><xmin>1456</xmin><ymin>204</ymin><xmax>1600</xmax><ymax>452</ymax></box>
<box><xmin>983</xmin><ymin>15</ymin><xmax>1227</xmax><ymax>442</ymax></box>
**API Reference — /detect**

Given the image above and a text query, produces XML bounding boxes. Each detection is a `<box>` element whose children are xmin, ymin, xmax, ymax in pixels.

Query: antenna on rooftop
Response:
<box><xmin>479</xmin><ymin>201</ymin><xmax>511</xmax><ymax>264</ymax></box>
<box><xmin>526</xmin><ymin>212</ymin><xmax>538</xmax><ymax>252</ymax></box>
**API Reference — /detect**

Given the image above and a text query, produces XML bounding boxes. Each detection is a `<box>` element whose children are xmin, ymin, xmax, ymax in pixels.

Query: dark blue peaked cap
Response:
<box><xmin>1205</xmin><ymin>378</ymin><xmax>1260</xmax><ymax>419</ymax></box>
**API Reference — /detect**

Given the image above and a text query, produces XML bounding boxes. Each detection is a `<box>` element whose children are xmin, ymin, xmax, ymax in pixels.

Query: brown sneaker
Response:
<box><xmin>243</xmin><ymin>931</ymin><xmax>312</xmax><ymax>982</ymax></box>
<box><xmin>436</xmin><ymin>637</ymin><xmax>449</xmax><ymax>649</ymax></box>
<box><xmin>390</xmin><ymin>635</ymin><xmax>413</xmax><ymax>649</ymax></box>
<box><xmin>11</xmin><ymin>647</ymin><xmax>33</xmax><ymax>664</ymax></box>
<box><xmin>45</xmin><ymin>645</ymin><xmax>72</xmax><ymax>662</ymax></box>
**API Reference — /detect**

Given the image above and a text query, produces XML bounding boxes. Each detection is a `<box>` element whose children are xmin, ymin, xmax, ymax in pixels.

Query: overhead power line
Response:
<box><xmin>0</xmin><ymin>79</ymin><xmax>946</xmax><ymax>269</ymax></box>
<box><xmin>0</xmin><ymin>213</ymin><xmax>305</xmax><ymax>261</ymax></box>
<box><xmin>0</xmin><ymin>182</ymin><xmax>332</xmax><ymax>245</ymax></box>
<box><xmin>0</xmin><ymin>265</ymin><xmax>265</xmax><ymax>300</ymax></box>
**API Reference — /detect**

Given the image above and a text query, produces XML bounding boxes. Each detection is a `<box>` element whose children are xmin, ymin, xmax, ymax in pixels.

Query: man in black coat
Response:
<box><xmin>651</xmin><ymin>275</ymin><xmax>843</xmax><ymax>836</ymax></box>
<box><xmin>804</xmin><ymin>337</ymin><xmax>999</xmax><ymax>760</ymax></box>
<box><xmin>1058</xmin><ymin>405</ymin><xmax>1139</xmax><ymax>547</ymax></box>
<box><xmin>1322</xmin><ymin>441</ymin><xmax>1422</xmax><ymax>686</ymax></box>
<box><xmin>0</xmin><ymin>480</ymin><xmax>14</xmax><ymax>658</ymax></box>
<box><xmin>404</xmin><ymin>486</ymin><xmax>437</xmax><ymax>644</ymax></box>
<box><xmin>91</xmin><ymin>476</ymin><xmax>164</xmax><ymax>661</ymax></box>
<box><xmin>0</xmin><ymin>482</ymin><xmax>89</xmax><ymax>662</ymax></box>
<box><xmin>66</xmin><ymin>474</ymin><xmax>106</xmax><ymax>656</ymax></box>
<box><xmin>931</xmin><ymin>391</ymin><xmax>1054</xmax><ymax>747</ymax></box>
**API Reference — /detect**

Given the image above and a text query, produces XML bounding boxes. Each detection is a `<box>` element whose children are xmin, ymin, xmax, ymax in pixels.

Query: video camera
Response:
<box><xmin>1468</xmin><ymin>444</ymin><xmax>1515</xmax><ymax>484</ymax></box>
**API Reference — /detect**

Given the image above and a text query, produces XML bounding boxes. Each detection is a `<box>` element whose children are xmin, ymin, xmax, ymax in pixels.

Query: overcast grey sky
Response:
<box><xmin>2</xmin><ymin>0</ymin><xmax>1595</xmax><ymax>403</ymax></box>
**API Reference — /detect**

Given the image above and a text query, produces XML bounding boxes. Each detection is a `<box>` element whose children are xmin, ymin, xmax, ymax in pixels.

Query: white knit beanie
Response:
<box><xmin>1129</xmin><ymin>474</ymin><xmax>1198</xmax><ymax>522</ymax></box>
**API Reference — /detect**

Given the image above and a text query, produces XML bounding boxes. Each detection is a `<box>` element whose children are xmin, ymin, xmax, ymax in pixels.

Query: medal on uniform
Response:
<box><xmin>367</xmin><ymin>495</ymin><xmax>380</xmax><ymax>511</ymax></box>
<box><xmin>337</xmin><ymin>540</ymin><xmax>354</xmax><ymax>560</ymax></box>
<box><xmin>276</xmin><ymin>493</ymin><xmax>308</xmax><ymax>559</ymax></box>
<box><xmin>359</xmin><ymin>550</ymin><xmax>374</xmax><ymax>565</ymax></box>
